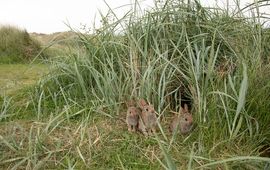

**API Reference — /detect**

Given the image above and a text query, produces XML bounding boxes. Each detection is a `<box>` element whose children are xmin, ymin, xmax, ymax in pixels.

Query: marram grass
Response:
<box><xmin>1</xmin><ymin>0</ymin><xmax>270</xmax><ymax>169</ymax></box>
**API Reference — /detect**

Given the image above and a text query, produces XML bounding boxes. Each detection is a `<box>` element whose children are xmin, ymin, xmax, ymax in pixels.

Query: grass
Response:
<box><xmin>0</xmin><ymin>26</ymin><xmax>46</xmax><ymax>63</ymax></box>
<box><xmin>0</xmin><ymin>64</ymin><xmax>49</xmax><ymax>95</ymax></box>
<box><xmin>31</xmin><ymin>31</ymin><xmax>85</xmax><ymax>58</ymax></box>
<box><xmin>0</xmin><ymin>107</ymin><xmax>164</xmax><ymax>169</ymax></box>
<box><xmin>1</xmin><ymin>0</ymin><xmax>270</xmax><ymax>169</ymax></box>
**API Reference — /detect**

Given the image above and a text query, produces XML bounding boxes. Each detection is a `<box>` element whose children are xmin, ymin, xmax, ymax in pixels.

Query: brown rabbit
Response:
<box><xmin>137</xmin><ymin>99</ymin><xmax>157</xmax><ymax>136</ymax></box>
<box><xmin>170</xmin><ymin>104</ymin><xmax>193</xmax><ymax>135</ymax></box>
<box><xmin>126</xmin><ymin>100</ymin><xmax>139</xmax><ymax>132</ymax></box>
<box><xmin>126</xmin><ymin>107</ymin><xmax>140</xmax><ymax>132</ymax></box>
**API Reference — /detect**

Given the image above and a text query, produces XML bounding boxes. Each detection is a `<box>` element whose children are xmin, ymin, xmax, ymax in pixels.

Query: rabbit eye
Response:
<box><xmin>130</xmin><ymin>111</ymin><xmax>132</xmax><ymax>114</ymax></box>
<box><xmin>185</xmin><ymin>118</ymin><xmax>188</xmax><ymax>121</ymax></box>
<box><xmin>146</xmin><ymin>108</ymin><xmax>148</xmax><ymax>112</ymax></box>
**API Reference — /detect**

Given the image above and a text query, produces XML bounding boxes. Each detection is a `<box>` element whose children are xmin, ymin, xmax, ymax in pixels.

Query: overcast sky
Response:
<box><xmin>0</xmin><ymin>0</ymin><xmax>268</xmax><ymax>34</ymax></box>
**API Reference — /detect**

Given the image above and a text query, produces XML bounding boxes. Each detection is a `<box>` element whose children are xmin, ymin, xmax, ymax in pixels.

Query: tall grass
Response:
<box><xmin>0</xmin><ymin>96</ymin><xmax>13</xmax><ymax>121</ymax></box>
<box><xmin>0</xmin><ymin>25</ymin><xmax>45</xmax><ymax>63</ymax></box>
<box><xmin>3</xmin><ymin>0</ymin><xmax>270</xmax><ymax>168</ymax></box>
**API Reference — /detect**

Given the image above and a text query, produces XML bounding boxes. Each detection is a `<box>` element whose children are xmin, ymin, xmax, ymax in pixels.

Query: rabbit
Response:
<box><xmin>125</xmin><ymin>99</ymin><xmax>140</xmax><ymax>132</ymax></box>
<box><xmin>137</xmin><ymin>99</ymin><xmax>157</xmax><ymax>136</ymax></box>
<box><xmin>126</xmin><ymin>106</ymin><xmax>140</xmax><ymax>132</ymax></box>
<box><xmin>170</xmin><ymin>104</ymin><xmax>193</xmax><ymax>135</ymax></box>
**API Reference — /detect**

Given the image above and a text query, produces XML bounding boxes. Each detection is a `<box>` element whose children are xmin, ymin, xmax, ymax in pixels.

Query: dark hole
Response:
<box><xmin>260</xmin><ymin>144</ymin><xmax>270</xmax><ymax>157</ymax></box>
<box><xmin>146</xmin><ymin>108</ymin><xmax>148</xmax><ymax>112</ymax></box>
<box><xmin>185</xmin><ymin>118</ymin><xmax>188</xmax><ymax>121</ymax></box>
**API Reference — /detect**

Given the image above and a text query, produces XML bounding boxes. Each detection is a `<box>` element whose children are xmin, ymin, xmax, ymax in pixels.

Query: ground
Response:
<box><xmin>0</xmin><ymin>64</ymin><xmax>49</xmax><ymax>95</ymax></box>
<box><xmin>0</xmin><ymin>64</ymin><xmax>164</xmax><ymax>169</ymax></box>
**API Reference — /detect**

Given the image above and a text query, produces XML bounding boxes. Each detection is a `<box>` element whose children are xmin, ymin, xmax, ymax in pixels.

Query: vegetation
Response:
<box><xmin>0</xmin><ymin>64</ymin><xmax>49</xmax><ymax>95</ymax></box>
<box><xmin>31</xmin><ymin>31</ymin><xmax>84</xmax><ymax>57</ymax></box>
<box><xmin>1</xmin><ymin>0</ymin><xmax>270</xmax><ymax>169</ymax></box>
<box><xmin>0</xmin><ymin>25</ymin><xmax>46</xmax><ymax>63</ymax></box>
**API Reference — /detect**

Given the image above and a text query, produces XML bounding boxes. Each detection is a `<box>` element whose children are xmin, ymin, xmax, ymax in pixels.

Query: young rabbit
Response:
<box><xmin>126</xmin><ymin>100</ymin><xmax>140</xmax><ymax>132</ymax></box>
<box><xmin>170</xmin><ymin>104</ymin><xmax>193</xmax><ymax>135</ymax></box>
<box><xmin>137</xmin><ymin>99</ymin><xmax>157</xmax><ymax>136</ymax></box>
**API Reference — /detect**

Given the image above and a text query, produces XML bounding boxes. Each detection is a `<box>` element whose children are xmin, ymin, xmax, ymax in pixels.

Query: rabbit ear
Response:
<box><xmin>180</xmin><ymin>106</ymin><xmax>184</xmax><ymax>114</ymax></box>
<box><xmin>126</xmin><ymin>99</ymin><xmax>135</xmax><ymax>107</ymax></box>
<box><xmin>138</xmin><ymin>99</ymin><xmax>148</xmax><ymax>108</ymax></box>
<box><xmin>179</xmin><ymin>104</ymin><xmax>189</xmax><ymax>114</ymax></box>
<box><xmin>184</xmin><ymin>104</ymin><xmax>189</xmax><ymax>112</ymax></box>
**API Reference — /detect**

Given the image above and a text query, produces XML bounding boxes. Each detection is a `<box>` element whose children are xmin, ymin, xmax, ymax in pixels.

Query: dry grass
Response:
<box><xmin>0</xmin><ymin>116</ymin><xmax>163</xmax><ymax>169</ymax></box>
<box><xmin>30</xmin><ymin>31</ymin><xmax>86</xmax><ymax>58</ymax></box>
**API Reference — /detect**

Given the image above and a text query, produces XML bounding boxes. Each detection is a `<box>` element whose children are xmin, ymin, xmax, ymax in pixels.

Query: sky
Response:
<box><xmin>0</xmin><ymin>0</ymin><xmax>269</xmax><ymax>34</ymax></box>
